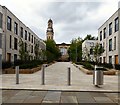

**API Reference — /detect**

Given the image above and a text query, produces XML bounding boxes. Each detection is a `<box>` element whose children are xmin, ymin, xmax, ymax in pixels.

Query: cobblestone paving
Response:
<box><xmin>1</xmin><ymin>90</ymin><xmax>119</xmax><ymax>105</ymax></box>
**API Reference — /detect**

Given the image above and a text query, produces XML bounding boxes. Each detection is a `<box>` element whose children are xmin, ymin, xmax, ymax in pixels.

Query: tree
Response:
<box><xmin>45</xmin><ymin>39</ymin><xmax>61</xmax><ymax>63</ymax></box>
<box><xmin>93</xmin><ymin>43</ymin><xmax>104</xmax><ymax>63</ymax></box>
<box><xmin>83</xmin><ymin>34</ymin><xmax>97</xmax><ymax>41</ymax></box>
<box><xmin>19</xmin><ymin>38</ymin><xmax>29</xmax><ymax>61</ymax></box>
<box><xmin>68</xmin><ymin>37</ymin><xmax>83</xmax><ymax>62</ymax></box>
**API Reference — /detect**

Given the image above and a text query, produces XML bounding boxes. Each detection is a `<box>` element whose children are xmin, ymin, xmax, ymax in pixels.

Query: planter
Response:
<box><xmin>3</xmin><ymin>66</ymin><xmax>41</xmax><ymax>74</ymax></box>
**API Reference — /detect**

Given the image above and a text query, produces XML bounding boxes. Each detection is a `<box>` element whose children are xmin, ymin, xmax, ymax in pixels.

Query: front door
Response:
<box><xmin>7</xmin><ymin>53</ymin><xmax>11</xmax><ymax>62</ymax></box>
<box><xmin>115</xmin><ymin>55</ymin><xmax>118</xmax><ymax>64</ymax></box>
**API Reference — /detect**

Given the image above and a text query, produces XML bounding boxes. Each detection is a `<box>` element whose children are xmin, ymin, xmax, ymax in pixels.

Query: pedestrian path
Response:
<box><xmin>1</xmin><ymin>62</ymin><xmax>118</xmax><ymax>92</ymax></box>
<box><xmin>2</xmin><ymin>89</ymin><xmax>119</xmax><ymax>104</ymax></box>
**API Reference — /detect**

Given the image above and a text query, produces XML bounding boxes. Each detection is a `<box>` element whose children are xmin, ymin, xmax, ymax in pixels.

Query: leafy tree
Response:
<box><xmin>45</xmin><ymin>39</ymin><xmax>61</xmax><ymax>63</ymax></box>
<box><xmin>93</xmin><ymin>43</ymin><xmax>104</xmax><ymax>63</ymax></box>
<box><xmin>19</xmin><ymin>38</ymin><xmax>29</xmax><ymax>61</ymax></box>
<box><xmin>83</xmin><ymin>34</ymin><xmax>97</xmax><ymax>41</ymax></box>
<box><xmin>68</xmin><ymin>37</ymin><xmax>83</xmax><ymax>62</ymax></box>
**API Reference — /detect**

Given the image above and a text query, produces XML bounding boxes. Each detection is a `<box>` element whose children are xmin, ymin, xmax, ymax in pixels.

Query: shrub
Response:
<box><xmin>83</xmin><ymin>62</ymin><xmax>94</xmax><ymax>70</ymax></box>
<box><xmin>2</xmin><ymin>61</ymin><xmax>13</xmax><ymax>69</ymax></box>
<box><xmin>115</xmin><ymin>64</ymin><xmax>120</xmax><ymax>70</ymax></box>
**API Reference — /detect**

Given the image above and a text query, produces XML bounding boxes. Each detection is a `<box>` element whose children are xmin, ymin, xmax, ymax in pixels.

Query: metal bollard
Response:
<box><xmin>41</xmin><ymin>65</ymin><xmax>45</xmax><ymax>85</ymax></box>
<box><xmin>68</xmin><ymin>67</ymin><xmax>71</xmax><ymax>86</ymax></box>
<box><xmin>15</xmin><ymin>66</ymin><xmax>19</xmax><ymax>84</ymax></box>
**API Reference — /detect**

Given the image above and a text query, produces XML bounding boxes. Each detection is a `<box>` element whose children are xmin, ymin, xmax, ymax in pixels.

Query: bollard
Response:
<box><xmin>68</xmin><ymin>67</ymin><xmax>71</xmax><ymax>86</ymax></box>
<box><xmin>41</xmin><ymin>65</ymin><xmax>45</xmax><ymax>85</ymax></box>
<box><xmin>16</xmin><ymin>66</ymin><xmax>19</xmax><ymax>84</ymax></box>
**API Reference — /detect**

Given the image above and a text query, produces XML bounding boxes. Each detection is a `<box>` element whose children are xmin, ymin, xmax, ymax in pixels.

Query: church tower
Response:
<box><xmin>46</xmin><ymin>19</ymin><xmax>54</xmax><ymax>40</ymax></box>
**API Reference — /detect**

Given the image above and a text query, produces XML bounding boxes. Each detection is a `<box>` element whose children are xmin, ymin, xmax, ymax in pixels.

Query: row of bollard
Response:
<box><xmin>15</xmin><ymin>65</ymin><xmax>71</xmax><ymax>86</ymax></box>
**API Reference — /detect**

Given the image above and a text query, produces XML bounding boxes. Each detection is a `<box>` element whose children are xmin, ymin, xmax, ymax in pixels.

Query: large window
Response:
<box><xmin>109</xmin><ymin>39</ymin><xmax>112</xmax><ymax>51</ymax></box>
<box><xmin>114</xmin><ymin>36</ymin><xmax>116</xmax><ymax>50</ymax></box>
<box><xmin>109</xmin><ymin>56</ymin><xmax>112</xmax><ymax>64</ymax></box>
<box><xmin>32</xmin><ymin>35</ymin><xmax>33</xmax><ymax>43</ymax></box>
<box><xmin>115</xmin><ymin>17</ymin><xmax>119</xmax><ymax>32</ymax></box>
<box><xmin>0</xmin><ymin>33</ymin><xmax>2</xmax><ymax>48</ymax></box>
<box><xmin>0</xmin><ymin>12</ymin><xmax>2</xmax><ymax>28</ymax></box>
<box><xmin>20</xmin><ymin>27</ymin><xmax>23</xmax><ymax>38</ymax></box>
<box><xmin>14</xmin><ymin>54</ymin><xmax>17</xmax><ymax>61</ymax></box>
<box><xmin>14</xmin><ymin>22</ymin><xmax>18</xmax><ymax>35</ymax></box>
<box><xmin>25</xmin><ymin>43</ymin><xmax>27</xmax><ymax>52</ymax></box>
<box><xmin>103</xmin><ymin>27</ymin><xmax>106</xmax><ymax>39</ymax></box>
<box><xmin>90</xmin><ymin>48</ymin><xmax>93</xmax><ymax>55</ymax></box>
<box><xmin>28</xmin><ymin>32</ymin><xmax>31</xmax><ymax>41</ymax></box>
<box><xmin>31</xmin><ymin>45</ymin><xmax>33</xmax><ymax>53</ymax></box>
<box><xmin>25</xmin><ymin>30</ymin><xmax>27</xmax><ymax>40</ymax></box>
<box><xmin>100</xmin><ymin>31</ymin><xmax>102</xmax><ymax>41</ymax></box>
<box><xmin>14</xmin><ymin>38</ymin><xmax>18</xmax><ymax>50</ymax></box>
<box><xmin>7</xmin><ymin>16</ymin><xmax>12</xmax><ymax>31</ymax></box>
<box><xmin>109</xmin><ymin>22</ymin><xmax>112</xmax><ymax>35</ymax></box>
<box><xmin>10</xmin><ymin>35</ymin><xmax>12</xmax><ymax>49</ymax></box>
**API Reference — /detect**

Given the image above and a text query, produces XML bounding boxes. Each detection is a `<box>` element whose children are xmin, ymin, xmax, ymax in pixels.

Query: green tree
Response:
<box><xmin>83</xmin><ymin>34</ymin><xmax>97</xmax><ymax>41</ymax></box>
<box><xmin>68</xmin><ymin>37</ymin><xmax>83</xmax><ymax>62</ymax></box>
<box><xmin>45</xmin><ymin>39</ymin><xmax>61</xmax><ymax>63</ymax></box>
<box><xmin>19</xmin><ymin>38</ymin><xmax>29</xmax><ymax>61</ymax></box>
<box><xmin>93</xmin><ymin>43</ymin><xmax>104</xmax><ymax>63</ymax></box>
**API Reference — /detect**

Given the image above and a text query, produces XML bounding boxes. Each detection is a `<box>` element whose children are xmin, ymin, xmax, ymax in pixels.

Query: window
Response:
<box><xmin>14</xmin><ymin>38</ymin><xmax>17</xmax><ymax>50</ymax></box>
<box><xmin>28</xmin><ymin>33</ymin><xmax>31</xmax><ymax>41</ymax></box>
<box><xmin>0</xmin><ymin>33</ymin><xmax>2</xmax><ymax>48</ymax></box>
<box><xmin>34</xmin><ymin>37</ymin><xmax>36</xmax><ymax>44</ymax></box>
<box><xmin>25</xmin><ymin>43</ymin><xmax>27</xmax><ymax>52</ymax></box>
<box><xmin>10</xmin><ymin>35</ymin><xmax>12</xmax><ymax>49</ymax></box>
<box><xmin>14</xmin><ymin>22</ymin><xmax>18</xmax><ymax>35</ymax></box>
<box><xmin>109</xmin><ymin>56</ymin><xmax>112</xmax><ymax>64</ymax></box>
<box><xmin>20</xmin><ymin>27</ymin><xmax>23</xmax><ymax>38</ymax></box>
<box><xmin>0</xmin><ymin>12</ymin><xmax>2</xmax><ymax>28</ymax></box>
<box><xmin>0</xmin><ymin>54</ymin><xmax>2</xmax><ymax>70</ymax></box>
<box><xmin>115</xmin><ymin>17</ymin><xmax>119</xmax><ymax>32</ymax></box>
<box><xmin>114</xmin><ymin>36</ymin><xmax>116</xmax><ymax>50</ymax></box>
<box><xmin>25</xmin><ymin>30</ymin><xmax>27</xmax><ymax>40</ymax></box>
<box><xmin>90</xmin><ymin>48</ymin><xmax>93</xmax><ymax>55</ymax></box>
<box><xmin>32</xmin><ymin>35</ymin><xmax>33</xmax><ymax>43</ymax></box>
<box><xmin>100</xmin><ymin>31</ymin><xmax>102</xmax><ymax>41</ymax></box>
<box><xmin>31</xmin><ymin>45</ymin><xmax>33</xmax><ymax>53</ymax></box>
<box><xmin>14</xmin><ymin>54</ymin><xmax>17</xmax><ymax>61</ymax></box>
<box><xmin>7</xmin><ymin>16</ymin><xmax>12</xmax><ymax>31</ymax></box>
<box><xmin>109</xmin><ymin>39</ymin><xmax>112</xmax><ymax>51</ymax></box>
<box><xmin>109</xmin><ymin>22</ymin><xmax>112</xmax><ymax>35</ymax></box>
<box><xmin>103</xmin><ymin>28</ymin><xmax>106</xmax><ymax>39</ymax></box>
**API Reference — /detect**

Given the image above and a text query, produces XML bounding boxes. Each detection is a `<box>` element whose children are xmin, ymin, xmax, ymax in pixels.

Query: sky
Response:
<box><xmin>1</xmin><ymin>0</ymin><xmax>120</xmax><ymax>44</ymax></box>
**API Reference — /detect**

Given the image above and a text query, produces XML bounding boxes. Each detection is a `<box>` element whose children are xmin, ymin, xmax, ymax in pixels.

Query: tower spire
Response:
<box><xmin>46</xmin><ymin>19</ymin><xmax>54</xmax><ymax>40</ymax></box>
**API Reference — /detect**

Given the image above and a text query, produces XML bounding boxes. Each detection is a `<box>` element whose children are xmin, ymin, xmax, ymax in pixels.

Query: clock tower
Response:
<box><xmin>46</xmin><ymin>19</ymin><xmax>54</xmax><ymax>40</ymax></box>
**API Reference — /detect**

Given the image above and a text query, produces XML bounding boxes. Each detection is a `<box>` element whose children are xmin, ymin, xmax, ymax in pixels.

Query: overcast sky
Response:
<box><xmin>1</xmin><ymin>0</ymin><xmax>120</xmax><ymax>43</ymax></box>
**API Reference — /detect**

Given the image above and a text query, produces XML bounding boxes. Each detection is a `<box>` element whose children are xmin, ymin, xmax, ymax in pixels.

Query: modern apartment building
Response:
<box><xmin>82</xmin><ymin>40</ymin><xmax>97</xmax><ymax>62</ymax></box>
<box><xmin>1</xmin><ymin>5</ymin><xmax>46</xmax><ymax>62</ymax></box>
<box><xmin>98</xmin><ymin>9</ymin><xmax>120</xmax><ymax>64</ymax></box>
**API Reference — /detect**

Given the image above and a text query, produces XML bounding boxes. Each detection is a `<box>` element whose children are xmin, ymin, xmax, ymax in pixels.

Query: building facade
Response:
<box><xmin>82</xmin><ymin>40</ymin><xmax>97</xmax><ymax>62</ymax></box>
<box><xmin>98</xmin><ymin>9</ymin><xmax>120</xmax><ymax>64</ymax></box>
<box><xmin>56</xmin><ymin>43</ymin><xmax>70</xmax><ymax>61</ymax></box>
<box><xmin>0</xmin><ymin>6</ymin><xmax>3</xmax><ymax>74</ymax></box>
<box><xmin>1</xmin><ymin>5</ymin><xmax>46</xmax><ymax>62</ymax></box>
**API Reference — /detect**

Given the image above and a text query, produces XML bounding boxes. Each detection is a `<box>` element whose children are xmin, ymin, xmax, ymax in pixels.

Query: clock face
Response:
<box><xmin>47</xmin><ymin>28</ymin><xmax>52</xmax><ymax>31</ymax></box>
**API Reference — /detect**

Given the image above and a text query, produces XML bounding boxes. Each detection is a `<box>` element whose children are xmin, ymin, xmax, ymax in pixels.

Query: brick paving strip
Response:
<box><xmin>1</xmin><ymin>89</ymin><xmax>119</xmax><ymax>105</ymax></box>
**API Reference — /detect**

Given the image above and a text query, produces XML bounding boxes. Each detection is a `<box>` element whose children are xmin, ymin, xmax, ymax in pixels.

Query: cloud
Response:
<box><xmin>1</xmin><ymin>0</ymin><xmax>119</xmax><ymax>43</ymax></box>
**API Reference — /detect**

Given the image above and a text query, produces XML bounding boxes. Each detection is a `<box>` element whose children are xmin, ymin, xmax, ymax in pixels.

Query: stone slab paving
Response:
<box><xmin>1</xmin><ymin>62</ymin><xmax>118</xmax><ymax>92</ymax></box>
<box><xmin>1</xmin><ymin>90</ymin><xmax>119</xmax><ymax>105</ymax></box>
